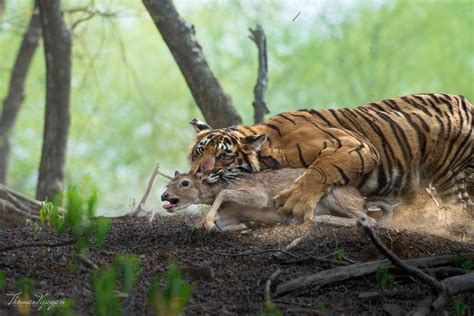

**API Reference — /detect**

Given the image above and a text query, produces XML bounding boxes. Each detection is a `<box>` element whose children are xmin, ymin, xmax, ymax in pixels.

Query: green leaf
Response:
<box><xmin>95</xmin><ymin>217</ymin><xmax>111</xmax><ymax>247</ymax></box>
<box><xmin>148</xmin><ymin>263</ymin><xmax>194</xmax><ymax>316</ymax></box>
<box><xmin>0</xmin><ymin>270</ymin><xmax>6</xmax><ymax>288</ymax></box>
<box><xmin>16</xmin><ymin>278</ymin><xmax>35</xmax><ymax>295</ymax></box>
<box><xmin>114</xmin><ymin>254</ymin><xmax>140</xmax><ymax>293</ymax></box>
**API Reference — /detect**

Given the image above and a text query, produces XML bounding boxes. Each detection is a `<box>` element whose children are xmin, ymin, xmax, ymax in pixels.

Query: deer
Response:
<box><xmin>161</xmin><ymin>168</ymin><xmax>396</xmax><ymax>232</ymax></box>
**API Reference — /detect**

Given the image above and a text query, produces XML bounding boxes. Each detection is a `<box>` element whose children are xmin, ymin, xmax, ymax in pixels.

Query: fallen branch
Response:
<box><xmin>249</xmin><ymin>24</ymin><xmax>269</xmax><ymax>124</ymax></box>
<box><xmin>272</xmin><ymin>237</ymin><xmax>303</xmax><ymax>260</ymax></box>
<box><xmin>201</xmin><ymin>248</ymin><xmax>299</xmax><ymax>259</ymax></box>
<box><xmin>276</xmin><ymin>255</ymin><xmax>349</xmax><ymax>267</ymax></box>
<box><xmin>359</xmin><ymin>217</ymin><xmax>474</xmax><ymax>315</ymax></box>
<box><xmin>1</xmin><ymin>199</ymin><xmax>40</xmax><ymax>220</ymax></box>
<box><xmin>264</xmin><ymin>269</ymin><xmax>281</xmax><ymax>307</ymax></box>
<box><xmin>76</xmin><ymin>253</ymin><xmax>99</xmax><ymax>270</ymax></box>
<box><xmin>275</xmin><ymin>253</ymin><xmax>474</xmax><ymax>297</ymax></box>
<box><xmin>359</xmin><ymin>217</ymin><xmax>444</xmax><ymax>292</ymax></box>
<box><xmin>313</xmin><ymin>215</ymin><xmax>358</xmax><ymax>227</ymax></box>
<box><xmin>0</xmin><ymin>183</ymin><xmax>43</xmax><ymax>213</ymax></box>
<box><xmin>0</xmin><ymin>239</ymin><xmax>75</xmax><ymax>253</ymax></box>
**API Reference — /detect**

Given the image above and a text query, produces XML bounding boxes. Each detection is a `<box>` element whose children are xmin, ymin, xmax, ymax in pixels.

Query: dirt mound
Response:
<box><xmin>1</xmin><ymin>215</ymin><xmax>473</xmax><ymax>315</ymax></box>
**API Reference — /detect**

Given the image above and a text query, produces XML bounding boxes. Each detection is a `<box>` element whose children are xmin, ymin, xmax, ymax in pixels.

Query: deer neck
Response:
<box><xmin>197</xmin><ymin>182</ymin><xmax>226</xmax><ymax>204</ymax></box>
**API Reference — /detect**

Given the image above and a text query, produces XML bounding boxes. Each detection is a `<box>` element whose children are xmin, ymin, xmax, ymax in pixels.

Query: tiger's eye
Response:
<box><xmin>219</xmin><ymin>153</ymin><xmax>233</xmax><ymax>160</ymax></box>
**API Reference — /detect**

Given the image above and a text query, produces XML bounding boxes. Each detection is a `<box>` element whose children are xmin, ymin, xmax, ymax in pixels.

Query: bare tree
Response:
<box><xmin>36</xmin><ymin>0</ymin><xmax>71</xmax><ymax>201</ymax></box>
<box><xmin>142</xmin><ymin>0</ymin><xmax>242</xmax><ymax>128</ymax></box>
<box><xmin>249</xmin><ymin>25</ymin><xmax>269</xmax><ymax>124</ymax></box>
<box><xmin>0</xmin><ymin>0</ymin><xmax>5</xmax><ymax>18</ymax></box>
<box><xmin>0</xmin><ymin>6</ymin><xmax>41</xmax><ymax>184</ymax></box>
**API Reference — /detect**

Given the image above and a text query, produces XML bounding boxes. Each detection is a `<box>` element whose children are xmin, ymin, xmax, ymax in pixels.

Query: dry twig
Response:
<box><xmin>264</xmin><ymin>269</ymin><xmax>282</xmax><ymax>307</ymax></box>
<box><xmin>201</xmin><ymin>248</ymin><xmax>299</xmax><ymax>259</ymax></box>
<box><xmin>76</xmin><ymin>253</ymin><xmax>99</xmax><ymax>270</ymax></box>
<box><xmin>131</xmin><ymin>162</ymin><xmax>172</xmax><ymax>220</ymax></box>
<box><xmin>358</xmin><ymin>217</ymin><xmax>444</xmax><ymax>292</ymax></box>
<box><xmin>0</xmin><ymin>239</ymin><xmax>75</xmax><ymax>253</ymax></box>
<box><xmin>358</xmin><ymin>217</ymin><xmax>474</xmax><ymax>315</ymax></box>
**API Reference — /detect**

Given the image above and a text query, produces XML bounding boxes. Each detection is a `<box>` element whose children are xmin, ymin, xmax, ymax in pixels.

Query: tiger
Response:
<box><xmin>188</xmin><ymin>93</ymin><xmax>474</xmax><ymax>222</ymax></box>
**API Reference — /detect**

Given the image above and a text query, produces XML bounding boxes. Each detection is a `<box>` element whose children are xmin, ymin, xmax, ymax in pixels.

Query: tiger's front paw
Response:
<box><xmin>274</xmin><ymin>185</ymin><xmax>319</xmax><ymax>222</ymax></box>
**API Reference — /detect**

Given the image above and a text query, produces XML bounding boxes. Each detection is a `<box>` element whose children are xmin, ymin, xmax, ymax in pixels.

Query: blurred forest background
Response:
<box><xmin>1</xmin><ymin>0</ymin><xmax>473</xmax><ymax>215</ymax></box>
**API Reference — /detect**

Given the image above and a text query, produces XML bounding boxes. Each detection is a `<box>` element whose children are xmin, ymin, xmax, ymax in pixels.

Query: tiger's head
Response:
<box><xmin>188</xmin><ymin>119</ymin><xmax>267</xmax><ymax>183</ymax></box>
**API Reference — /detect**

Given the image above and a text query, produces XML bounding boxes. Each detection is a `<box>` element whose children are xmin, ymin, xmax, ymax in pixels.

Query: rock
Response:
<box><xmin>358</xmin><ymin>291</ymin><xmax>382</xmax><ymax>304</ymax></box>
<box><xmin>182</xmin><ymin>266</ymin><xmax>215</xmax><ymax>282</ymax></box>
<box><xmin>383</xmin><ymin>303</ymin><xmax>404</xmax><ymax>316</ymax></box>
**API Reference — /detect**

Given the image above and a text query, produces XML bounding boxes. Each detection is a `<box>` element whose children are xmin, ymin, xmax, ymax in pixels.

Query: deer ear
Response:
<box><xmin>243</xmin><ymin>134</ymin><xmax>267</xmax><ymax>151</ymax></box>
<box><xmin>174</xmin><ymin>171</ymin><xmax>181</xmax><ymax>178</ymax></box>
<box><xmin>190</xmin><ymin>119</ymin><xmax>212</xmax><ymax>133</ymax></box>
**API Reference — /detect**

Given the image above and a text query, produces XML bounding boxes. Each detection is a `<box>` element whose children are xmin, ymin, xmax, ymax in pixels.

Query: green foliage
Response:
<box><xmin>454</xmin><ymin>254</ymin><xmax>473</xmax><ymax>271</ymax></box>
<box><xmin>15</xmin><ymin>278</ymin><xmax>35</xmax><ymax>316</ymax></box>
<box><xmin>94</xmin><ymin>217</ymin><xmax>111</xmax><ymax>247</ymax></box>
<box><xmin>91</xmin><ymin>267</ymin><xmax>121</xmax><ymax>316</ymax></box>
<box><xmin>148</xmin><ymin>263</ymin><xmax>194</xmax><ymax>316</ymax></box>
<box><xmin>454</xmin><ymin>298</ymin><xmax>467</xmax><ymax>316</ymax></box>
<box><xmin>25</xmin><ymin>218</ymin><xmax>42</xmax><ymax>238</ymax></box>
<box><xmin>39</xmin><ymin>200</ymin><xmax>64</xmax><ymax>233</ymax></box>
<box><xmin>334</xmin><ymin>249</ymin><xmax>345</xmax><ymax>262</ymax></box>
<box><xmin>114</xmin><ymin>254</ymin><xmax>141</xmax><ymax>293</ymax></box>
<box><xmin>316</xmin><ymin>301</ymin><xmax>326</xmax><ymax>311</ymax></box>
<box><xmin>375</xmin><ymin>265</ymin><xmax>396</xmax><ymax>289</ymax></box>
<box><xmin>91</xmin><ymin>254</ymin><xmax>141</xmax><ymax>315</ymax></box>
<box><xmin>39</xmin><ymin>185</ymin><xmax>110</xmax><ymax>254</ymax></box>
<box><xmin>16</xmin><ymin>277</ymin><xmax>35</xmax><ymax>295</ymax></box>
<box><xmin>0</xmin><ymin>270</ymin><xmax>6</xmax><ymax>288</ymax></box>
<box><xmin>258</xmin><ymin>304</ymin><xmax>283</xmax><ymax>316</ymax></box>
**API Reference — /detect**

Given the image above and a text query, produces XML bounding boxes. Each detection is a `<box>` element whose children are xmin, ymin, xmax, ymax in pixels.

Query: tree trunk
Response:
<box><xmin>36</xmin><ymin>0</ymin><xmax>71</xmax><ymax>201</ymax></box>
<box><xmin>0</xmin><ymin>7</ymin><xmax>41</xmax><ymax>184</ymax></box>
<box><xmin>142</xmin><ymin>0</ymin><xmax>242</xmax><ymax>128</ymax></box>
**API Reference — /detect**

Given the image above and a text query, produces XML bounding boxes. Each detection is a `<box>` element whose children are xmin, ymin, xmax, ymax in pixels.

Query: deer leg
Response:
<box><xmin>203</xmin><ymin>188</ymin><xmax>269</xmax><ymax>231</ymax></box>
<box><xmin>315</xmin><ymin>186</ymin><xmax>376</xmax><ymax>225</ymax></box>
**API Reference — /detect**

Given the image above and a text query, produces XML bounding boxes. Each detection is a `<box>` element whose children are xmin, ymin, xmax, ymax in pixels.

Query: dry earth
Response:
<box><xmin>1</xmin><ymin>199</ymin><xmax>474</xmax><ymax>315</ymax></box>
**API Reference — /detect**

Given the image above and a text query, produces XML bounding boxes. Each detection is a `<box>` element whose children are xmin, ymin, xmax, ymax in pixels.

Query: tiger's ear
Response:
<box><xmin>243</xmin><ymin>134</ymin><xmax>267</xmax><ymax>151</ymax></box>
<box><xmin>190</xmin><ymin>119</ymin><xmax>212</xmax><ymax>133</ymax></box>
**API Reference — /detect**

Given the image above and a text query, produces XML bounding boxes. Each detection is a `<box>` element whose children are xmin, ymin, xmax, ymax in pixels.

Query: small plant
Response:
<box><xmin>375</xmin><ymin>265</ymin><xmax>396</xmax><ymax>289</ymax></box>
<box><xmin>0</xmin><ymin>270</ymin><xmax>5</xmax><ymax>288</ymax></box>
<box><xmin>454</xmin><ymin>254</ymin><xmax>473</xmax><ymax>271</ymax></box>
<box><xmin>439</xmin><ymin>205</ymin><xmax>451</xmax><ymax>223</ymax></box>
<box><xmin>334</xmin><ymin>249</ymin><xmax>345</xmax><ymax>261</ymax></box>
<box><xmin>39</xmin><ymin>186</ymin><xmax>111</xmax><ymax>255</ymax></box>
<box><xmin>454</xmin><ymin>298</ymin><xmax>467</xmax><ymax>316</ymax></box>
<box><xmin>259</xmin><ymin>304</ymin><xmax>283</xmax><ymax>316</ymax></box>
<box><xmin>91</xmin><ymin>267</ymin><xmax>121</xmax><ymax>316</ymax></box>
<box><xmin>39</xmin><ymin>200</ymin><xmax>63</xmax><ymax>232</ymax></box>
<box><xmin>91</xmin><ymin>254</ymin><xmax>141</xmax><ymax>316</ymax></box>
<box><xmin>15</xmin><ymin>277</ymin><xmax>35</xmax><ymax>316</ymax></box>
<box><xmin>148</xmin><ymin>263</ymin><xmax>194</xmax><ymax>316</ymax></box>
<box><xmin>114</xmin><ymin>254</ymin><xmax>141</xmax><ymax>293</ymax></box>
<box><xmin>316</xmin><ymin>301</ymin><xmax>326</xmax><ymax>311</ymax></box>
<box><xmin>25</xmin><ymin>218</ymin><xmax>42</xmax><ymax>238</ymax></box>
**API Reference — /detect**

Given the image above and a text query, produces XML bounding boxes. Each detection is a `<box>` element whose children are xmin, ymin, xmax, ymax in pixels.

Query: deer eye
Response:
<box><xmin>181</xmin><ymin>180</ymin><xmax>190</xmax><ymax>187</ymax></box>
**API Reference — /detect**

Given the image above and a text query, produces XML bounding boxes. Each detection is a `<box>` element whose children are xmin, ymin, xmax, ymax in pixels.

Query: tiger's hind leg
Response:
<box><xmin>366</xmin><ymin>196</ymin><xmax>401</xmax><ymax>226</ymax></box>
<box><xmin>437</xmin><ymin>172</ymin><xmax>473</xmax><ymax>210</ymax></box>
